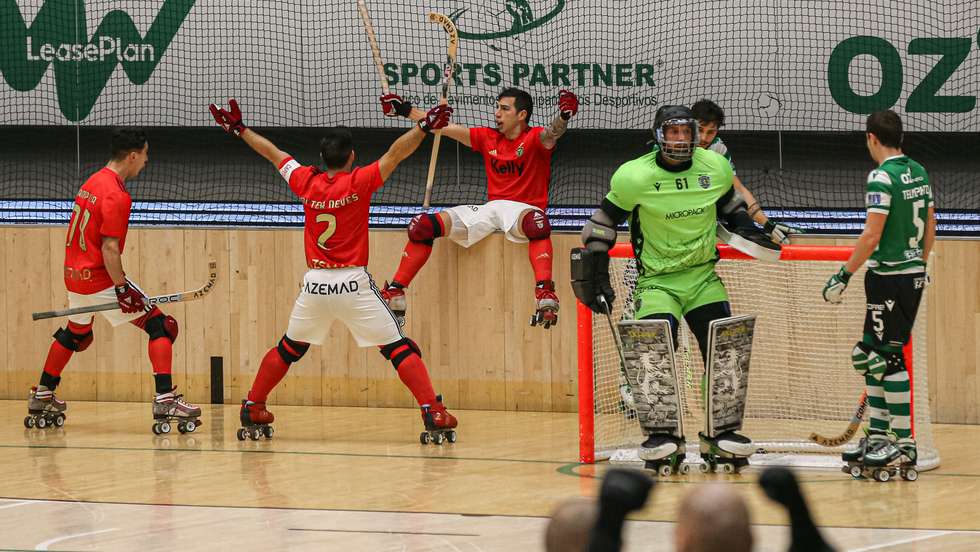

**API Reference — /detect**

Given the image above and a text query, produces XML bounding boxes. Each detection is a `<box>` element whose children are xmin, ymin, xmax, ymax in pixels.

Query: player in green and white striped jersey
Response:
<box><xmin>690</xmin><ymin>99</ymin><xmax>803</xmax><ymax>245</ymax></box>
<box><xmin>822</xmin><ymin>110</ymin><xmax>935</xmax><ymax>477</ymax></box>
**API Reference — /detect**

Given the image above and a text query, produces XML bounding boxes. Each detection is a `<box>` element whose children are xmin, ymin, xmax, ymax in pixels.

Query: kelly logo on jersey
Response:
<box><xmin>491</xmin><ymin>158</ymin><xmax>525</xmax><ymax>176</ymax></box>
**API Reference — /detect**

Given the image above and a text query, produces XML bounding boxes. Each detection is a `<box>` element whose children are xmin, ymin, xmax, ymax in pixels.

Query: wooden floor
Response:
<box><xmin>1</xmin><ymin>401</ymin><xmax>979</xmax><ymax>551</ymax></box>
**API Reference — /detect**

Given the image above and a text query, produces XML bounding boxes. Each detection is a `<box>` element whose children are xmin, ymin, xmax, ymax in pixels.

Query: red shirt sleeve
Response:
<box><xmin>469</xmin><ymin>127</ymin><xmax>490</xmax><ymax>153</ymax></box>
<box><xmin>353</xmin><ymin>161</ymin><xmax>384</xmax><ymax>195</ymax></box>
<box><xmin>278</xmin><ymin>156</ymin><xmax>317</xmax><ymax>198</ymax></box>
<box><xmin>100</xmin><ymin>191</ymin><xmax>131</xmax><ymax>238</ymax></box>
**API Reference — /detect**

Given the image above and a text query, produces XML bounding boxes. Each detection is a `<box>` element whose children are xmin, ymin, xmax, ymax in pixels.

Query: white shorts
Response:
<box><xmin>285</xmin><ymin>267</ymin><xmax>403</xmax><ymax>347</ymax></box>
<box><xmin>67</xmin><ymin>282</ymin><xmax>148</xmax><ymax>327</ymax></box>
<box><xmin>444</xmin><ymin>200</ymin><xmax>539</xmax><ymax>248</ymax></box>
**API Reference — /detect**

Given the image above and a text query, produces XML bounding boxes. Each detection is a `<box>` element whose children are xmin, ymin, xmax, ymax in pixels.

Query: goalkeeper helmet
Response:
<box><xmin>653</xmin><ymin>105</ymin><xmax>699</xmax><ymax>163</ymax></box>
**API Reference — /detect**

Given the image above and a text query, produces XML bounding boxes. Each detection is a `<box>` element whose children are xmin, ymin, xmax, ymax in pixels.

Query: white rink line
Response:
<box><xmin>846</xmin><ymin>531</ymin><xmax>951</xmax><ymax>552</ymax></box>
<box><xmin>35</xmin><ymin>528</ymin><xmax>119</xmax><ymax>551</ymax></box>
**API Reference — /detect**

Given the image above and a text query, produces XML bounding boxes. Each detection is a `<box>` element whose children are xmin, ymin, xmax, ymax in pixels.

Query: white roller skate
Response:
<box><xmin>640</xmin><ymin>433</ymin><xmax>689</xmax><ymax>476</ymax></box>
<box><xmin>380</xmin><ymin>282</ymin><xmax>407</xmax><ymax>327</ymax></box>
<box><xmin>529</xmin><ymin>280</ymin><xmax>559</xmax><ymax>329</ymax></box>
<box><xmin>859</xmin><ymin>434</ymin><xmax>918</xmax><ymax>482</ymax></box>
<box><xmin>152</xmin><ymin>387</ymin><xmax>202</xmax><ymax>435</ymax></box>
<box><xmin>24</xmin><ymin>386</ymin><xmax>66</xmax><ymax>429</ymax></box>
<box><xmin>420</xmin><ymin>395</ymin><xmax>457</xmax><ymax>445</ymax></box>
<box><xmin>699</xmin><ymin>431</ymin><xmax>753</xmax><ymax>474</ymax></box>
<box><xmin>237</xmin><ymin>400</ymin><xmax>275</xmax><ymax>441</ymax></box>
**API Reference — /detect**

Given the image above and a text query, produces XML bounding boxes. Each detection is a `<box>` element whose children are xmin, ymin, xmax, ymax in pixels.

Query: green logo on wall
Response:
<box><xmin>0</xmin><ymin>0</ymin><xmax>196</xmax><ymax>121</ymax></box>
<box><xmin>449</xmin><ymin>0</ymin><xmax>565</xmax><ymax>41</ymax></box>
<box><xmin>827</xmin><ymin>32</ymin><xmax>979</xmax><ymax>114</ymax></box>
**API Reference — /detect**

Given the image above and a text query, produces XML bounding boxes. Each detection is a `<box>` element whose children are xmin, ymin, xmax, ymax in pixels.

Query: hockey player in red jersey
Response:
<box><xmin>378</xmin><ymin>87</ymin><xmax>579</xmax><ymax>329</ymax></box>
<box><xmin>209</xmin><ymin>99</ymin><xmax>458</xmax><ymax>443</ymax></box>
<box><xmin>27</xmin><ymin>128</ymin><xmax>200</xmax><ymax>434</ymax></box>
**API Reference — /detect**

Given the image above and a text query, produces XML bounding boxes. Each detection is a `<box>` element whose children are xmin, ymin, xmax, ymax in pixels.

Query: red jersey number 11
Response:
<box><xmin>66</xmin><ymin>204</ymin><xmax>92</xmax><ymax>251</ymax></box>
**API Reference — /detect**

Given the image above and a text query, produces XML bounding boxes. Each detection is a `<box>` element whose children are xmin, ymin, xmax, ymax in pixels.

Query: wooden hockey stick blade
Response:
<box><xmin>32</xmin><ymin>259</ymin><xmax>219</xmax><ymax>321</ymax></box>
<box><xmin>808</xmin><ymin>390</ymin><xmax>868</xmax><ymax>447</ymax></box>
<box><xmin>421</xmin><ymin>12</ymin><xmax>458</xmax><ymax>209</ymax></box>
<box><xmin>357</xmin><ymin>0</ymin><xmax>390</xmax><ymax>93</ymax></box>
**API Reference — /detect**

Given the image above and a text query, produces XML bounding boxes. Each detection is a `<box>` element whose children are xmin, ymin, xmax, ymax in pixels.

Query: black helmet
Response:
<box><xmin>653</xmin><ymin>105</ymin><xmax>699</xmax><ymax>162</ymax></box>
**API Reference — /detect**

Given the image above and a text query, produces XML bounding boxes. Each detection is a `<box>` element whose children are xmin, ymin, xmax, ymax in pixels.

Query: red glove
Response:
<box><xmin>558</xmin><ymin>89</ymin><xmax>578</xmax><ymax>120</ymax></box>
<box><xmin>115</xmin><ymin>282</ymin><xmax>147</xmax><ymax>314</ymax></box>
<box><xmin>209</xmin><ymin>99</ymin><xmax>246</xmax><ymax>136</ymax></box>
<box><xmin>380</xmin><ymin>93</ymin><xmax>412</xmax><ymax>117</ymax></box>
<box><xmin>417</xmin><ymin>104</ymin><xmax>453</xmax><ymax>133</ymax></box>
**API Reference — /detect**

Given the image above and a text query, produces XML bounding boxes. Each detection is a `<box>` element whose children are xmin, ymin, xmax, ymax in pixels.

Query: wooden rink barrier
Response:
<box><xmin>1</xmin><ymin>227</ymin><xmax>978</xmax><ymax>424</ymax></box>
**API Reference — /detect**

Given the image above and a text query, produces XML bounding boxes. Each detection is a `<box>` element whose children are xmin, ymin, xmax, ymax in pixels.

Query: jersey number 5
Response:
<box><xmin>909</xmin><ymin>199</ymin><xmax>926</xmax><ymax>249</ymax></box>
<box><xmin>316</xmin><ymin>213</ymin><xmax>337</xmax><ymax>250</ymax></box>
<box><xmin>66</xmin><ymin>204</ymin><xmax>92</xmax><ymax>251</ymax></box>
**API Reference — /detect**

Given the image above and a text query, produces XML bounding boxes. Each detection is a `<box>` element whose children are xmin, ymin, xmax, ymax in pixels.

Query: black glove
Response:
<box><xmin>758</xmin><ymin>467</ymin><xmax>836</xmax><ymax>552</ymax></box>
<box><xmin>588</xmin><ymin>469</ymin><xmax>654</xmax><ymax>552</ymax></box>
<box><xmin>571</xmin><ymin>247</ymin><xmax>616</xmax><ymax>314</ymax></box>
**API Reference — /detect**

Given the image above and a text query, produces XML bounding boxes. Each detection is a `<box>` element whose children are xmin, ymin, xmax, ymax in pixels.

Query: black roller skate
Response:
<box><xmin>152</xmin><ymin>387</ymin><xmax>202</xmax><ymax>435</ymax></box>
<box><xmin>420</xmin><ymin>395</ymin><xmax>457</xmax><ymax>445</ymax></box>
<box><xmin>24</xmin><ymin>386</ymin><xmax>66</xmax><ymax>429</ymax></box>
<box><xmin>859</xmin><ymin>435</ymin><xmax>918</xmax><ymax>482</ymax></box>
<box><xmin>237</xmin><ymin>400</ymin><xmax>275</xmax><ymax>441</ymax></box>
<box><xmin>699</xmin><ymin>431</ymin><xmax>753</xmax><ymax>474</ymax></box>
<box><xmin>640</xmin><ymin>433</ymin><xmax>689</xmax><ymax>476</ymax></box>
<box><xmin>841</xmin><ymin>428</ymin><xmax>874</xmax><ymax>478</ymax></box>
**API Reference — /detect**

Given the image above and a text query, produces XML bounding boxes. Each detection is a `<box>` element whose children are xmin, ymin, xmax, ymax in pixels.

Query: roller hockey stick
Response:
<box><xmin>808</xmin><ymin>390</ymin><xmax>867</xmax><ymax>447</ymax></box>
<box><xmin>32</xmin><ymin>260</ymin><xmax>218</xmax><ymax>321</ymax></box>
<box><xmin>422</xmin><ymin>12</ymin><xmax>458</xmax><ymax>208</ymax></box>
<box><xmin>598</xmin><ymin>296</ymin><xmax>636</xmax><ymax>411</ymax></box>
<box><xmin>356</xmin><ymin>0</ymin><xmax>390</xmax><ymax>94</ymax></box>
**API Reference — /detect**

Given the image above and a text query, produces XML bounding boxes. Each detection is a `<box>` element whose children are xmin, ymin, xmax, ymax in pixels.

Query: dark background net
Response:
<box><xmin>1</xmin><ymin>1</ymin><xmax>977</xmax><ymax>234</ymax></box>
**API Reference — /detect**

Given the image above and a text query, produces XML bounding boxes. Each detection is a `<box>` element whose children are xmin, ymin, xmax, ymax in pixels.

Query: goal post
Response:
<box><xmin>578</xmin><ymin>243</ymin><xmax>939</xmax><ymax>470</ymax></box>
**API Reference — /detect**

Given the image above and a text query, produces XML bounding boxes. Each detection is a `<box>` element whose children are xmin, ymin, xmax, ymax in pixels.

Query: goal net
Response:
<box><xmin>578</xmin><ymin>243</ymin><xmax>940</xmax><ymax>471</ymax></box>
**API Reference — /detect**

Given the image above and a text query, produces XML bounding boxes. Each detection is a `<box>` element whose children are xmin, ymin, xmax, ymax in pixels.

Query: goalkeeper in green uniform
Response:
<box><xmin>823</xmin><ymin>110</ymin><xmax>934</xmax><ymax>478</ymax></box>
<box><xmin>572</xmin><ymin>105</ymin><xmax>778</xmax><ymax>466</ymax></box>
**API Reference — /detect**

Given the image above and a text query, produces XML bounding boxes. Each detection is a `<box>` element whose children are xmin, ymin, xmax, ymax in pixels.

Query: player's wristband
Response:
<box><xmin>836</xmin><ymin>266</ymin><xmax>852</xmax><ymax>283</ymax></box>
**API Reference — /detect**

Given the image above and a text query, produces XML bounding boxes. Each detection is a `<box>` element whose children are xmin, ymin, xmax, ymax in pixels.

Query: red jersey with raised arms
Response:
<box><xmin>64</xmin><ymin>167</ymin><xmax>132</xmax><ymax>294</ymax></box>
<box><xmin>278</xmin><ymin>157</ymin><xmax>383</xmax><ymax>269</ymax></box>
<box><xmin>469</xmin><ymin>125</ymin><xmax>553</xmax><ymax>210</ymax></box>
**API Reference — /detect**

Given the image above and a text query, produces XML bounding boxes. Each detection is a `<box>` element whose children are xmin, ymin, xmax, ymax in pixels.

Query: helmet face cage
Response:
<box><xmin>655</xmin><ymin>117</ymin><xmax>699</xmax><ymax>162</ymax></box>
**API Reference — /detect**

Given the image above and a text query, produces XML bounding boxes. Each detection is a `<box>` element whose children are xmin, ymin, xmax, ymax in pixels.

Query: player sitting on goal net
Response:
<box><xmin>378</xmin><ymin>87</ymin><xmax>579</xmax><ymax>329</ymax></box>
<box><xmin>209</xmin><ymin>98</ymin><xmax>459</xmax><ymax>444</ymax></box>
<box><xmin>572</xmin><ymin>105</ymin><xmax>779</xmax><ymax>475</ymax></box>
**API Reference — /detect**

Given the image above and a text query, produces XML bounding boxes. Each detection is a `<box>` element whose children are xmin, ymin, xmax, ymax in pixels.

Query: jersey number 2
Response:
<box><xmin>66</xmin><ymin>204</ymin><xmax>92</xmax><ymax>251</ymax></box>
<box><xmin>316</xmin><ymin>213</ymin><xmax>337</xmax><ymax>249</ymax></box>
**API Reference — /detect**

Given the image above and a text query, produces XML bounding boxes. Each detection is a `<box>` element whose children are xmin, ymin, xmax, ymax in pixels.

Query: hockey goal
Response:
<box><xmin>578</xmin><ymin>243</ymin><xmax>940</xmax><ymax>470</ymax></box>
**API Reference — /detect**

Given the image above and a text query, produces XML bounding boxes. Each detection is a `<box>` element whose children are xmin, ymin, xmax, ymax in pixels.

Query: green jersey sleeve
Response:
<box><xmin>865</xmin><ymin>169</ymin><xmax>893</xmax><ymax>215</ymax></box>
<box><xmin>606</xmin><ymin>161</ymin><xmax>641</xmax><ymax>212</ymax></box>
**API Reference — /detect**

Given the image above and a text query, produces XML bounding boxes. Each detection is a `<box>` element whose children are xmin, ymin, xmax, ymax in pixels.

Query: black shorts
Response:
<box><xmin>863</xmin><ymin>271</ymin><xmax>926</xmax><ymax>348</ymax></box>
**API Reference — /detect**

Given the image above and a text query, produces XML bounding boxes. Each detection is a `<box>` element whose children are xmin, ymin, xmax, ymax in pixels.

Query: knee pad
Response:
<box><xmin>521</xmin><ymin>210</ymin><xmax>551</xmax><ymax>240</ymax></box>
<box><xmin>407</xmin><ymin>213</ymin><xmax>444</xmax><ymax>245</ymax></box>
<box><xmin>276</xmin><ymin>335</ymin><xmax>310</xmax><ymax>364</ymax></box>
<box><xmin>853</xmin><ymin>342</ymin><xmax>888</xmax><ymax>377</ymax></box>
<box><xmin>53</xmin><ymin>324</ymin><xmax>94</xmax><ymax>352</ymax></box>
<box><xmin>380</xmin><ymin>337</ymin><xmax>422</xmax><ymax>368</ymax></box>
<box><xmin>145</xmin><ymin>314</ymin><xmax>179</xmax><ymax>343</ymax></box>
